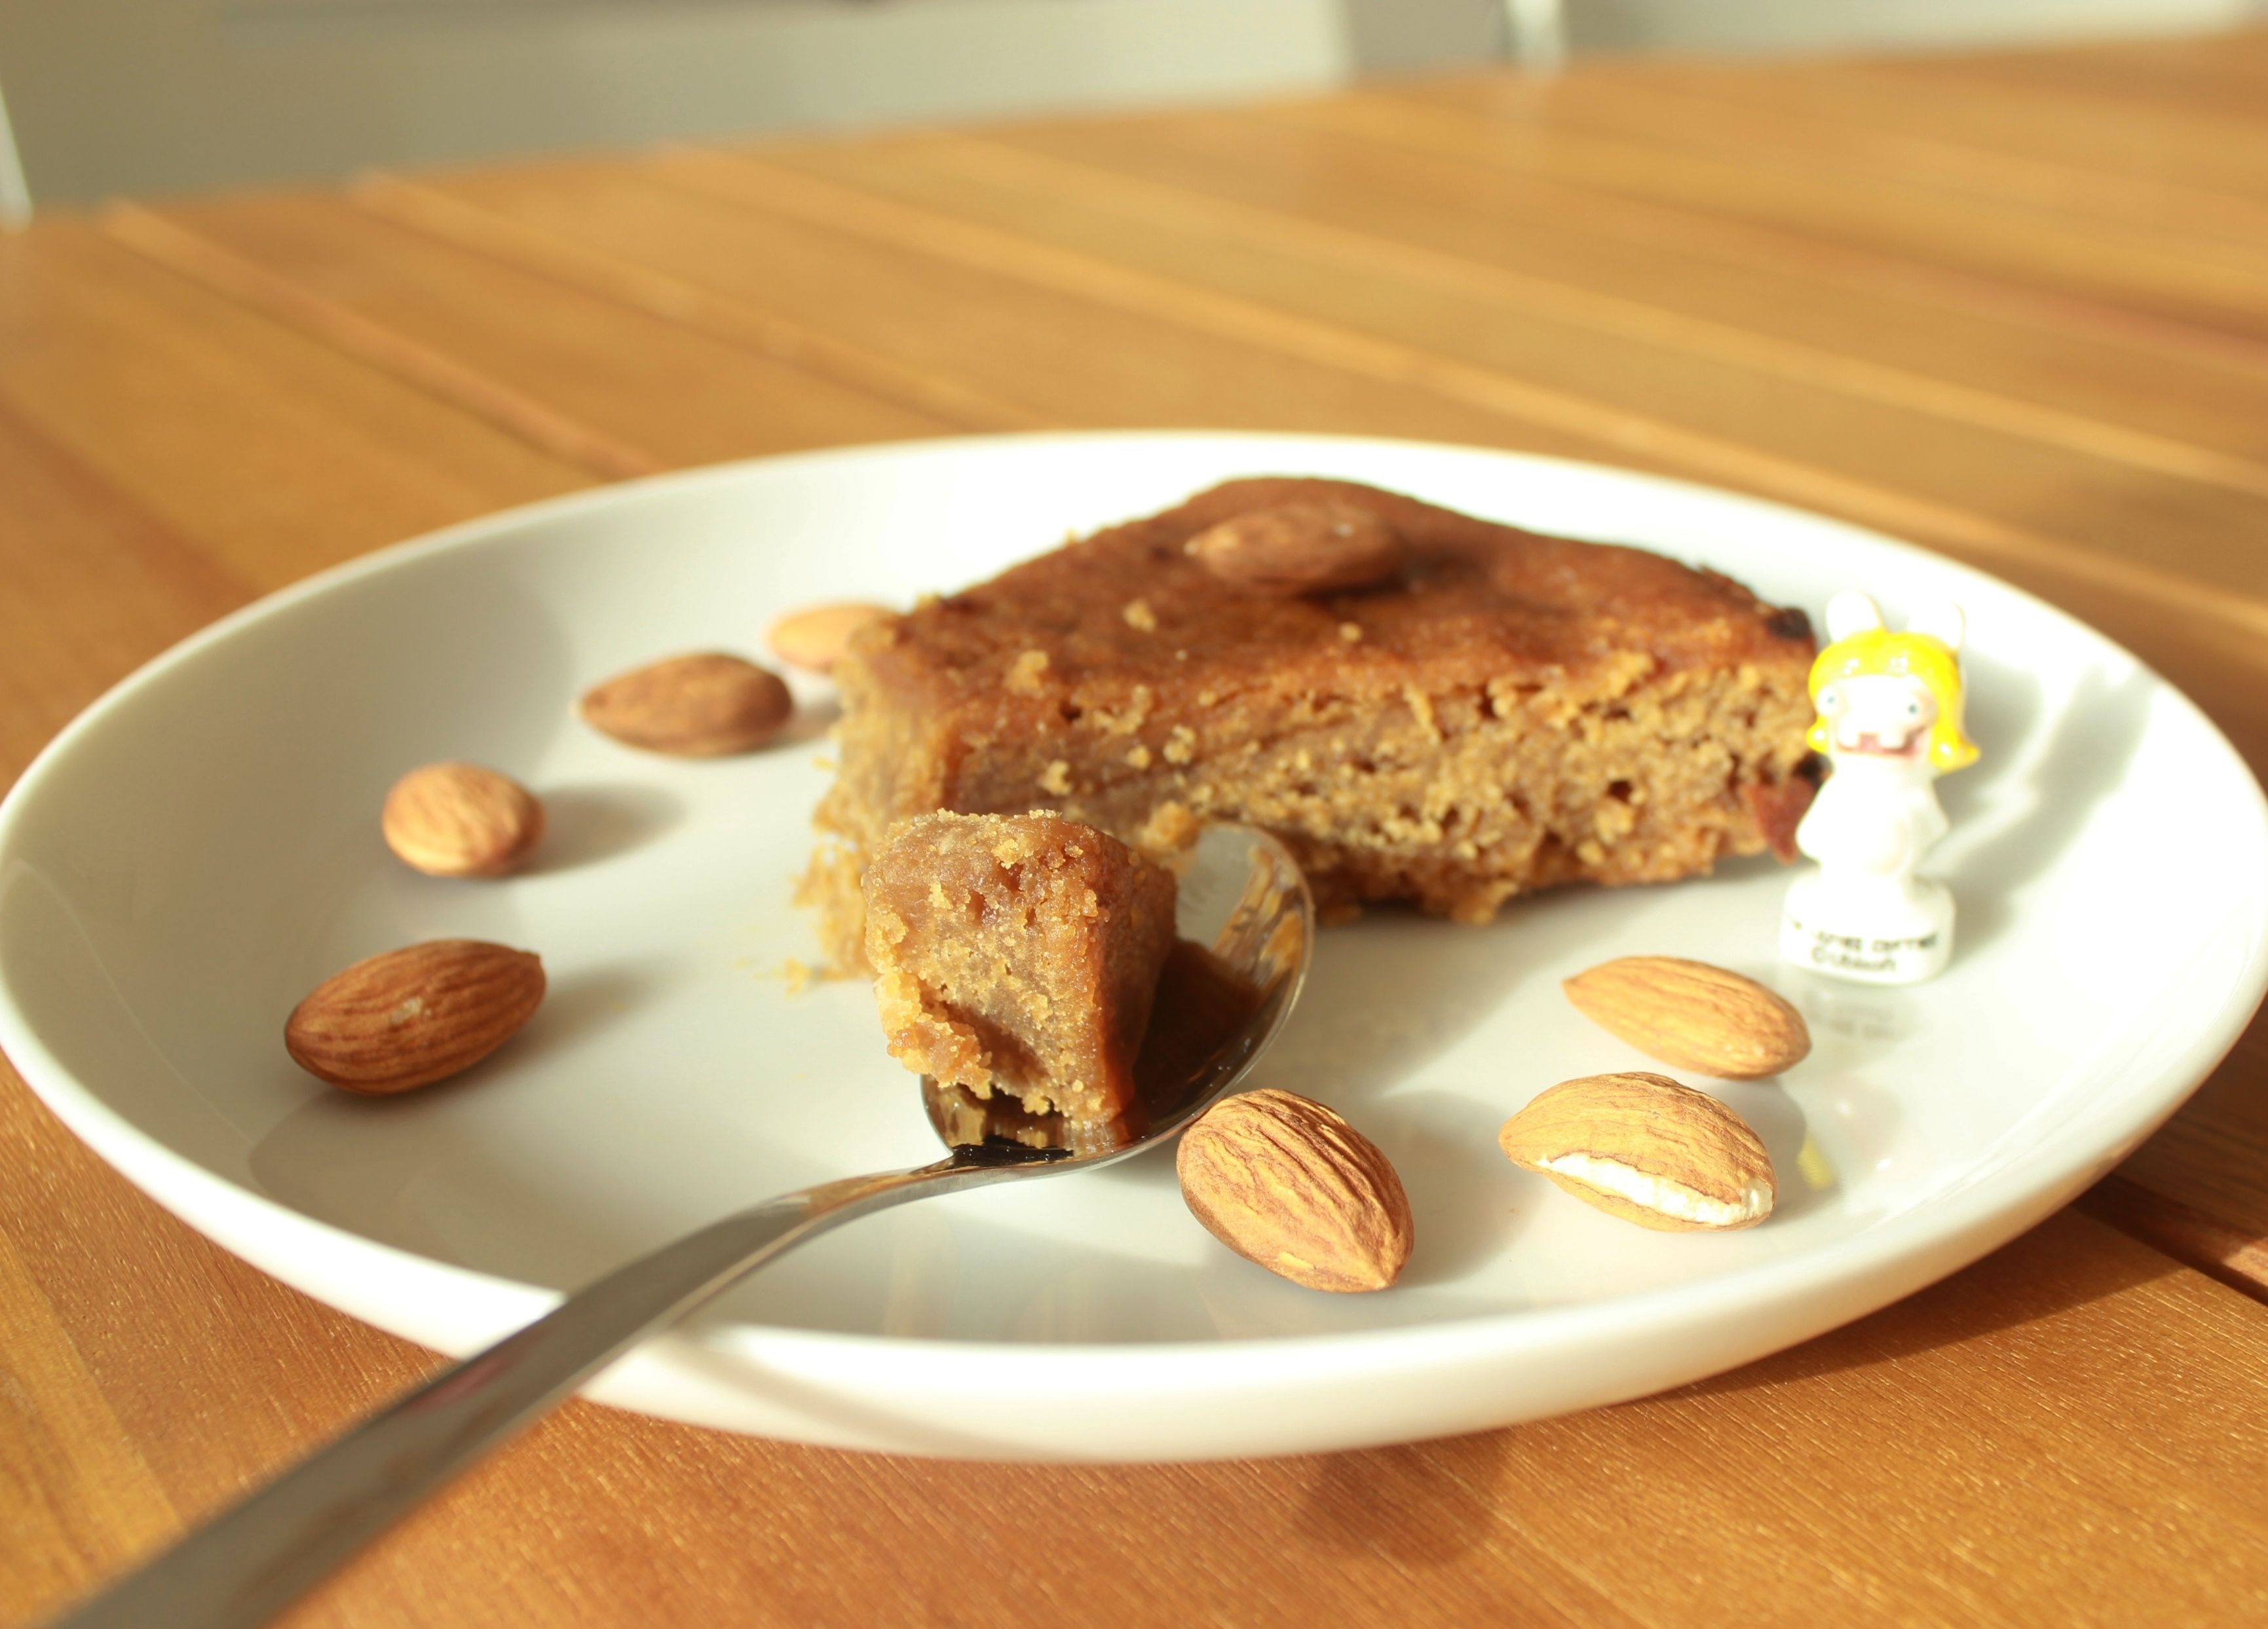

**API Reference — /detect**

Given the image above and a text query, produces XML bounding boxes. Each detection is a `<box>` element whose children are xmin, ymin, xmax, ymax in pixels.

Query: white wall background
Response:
<box><xmin>0</xmin><ymin>0</ymin><xmax>2258</xmax><ymax>209</ymax></box>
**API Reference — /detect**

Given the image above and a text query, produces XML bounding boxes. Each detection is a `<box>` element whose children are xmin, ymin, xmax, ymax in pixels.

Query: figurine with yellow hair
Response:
<box><xmin>1781</xmin><ymin>592</ymin><xmax>1979</xmax><ymax>984</ymax></box>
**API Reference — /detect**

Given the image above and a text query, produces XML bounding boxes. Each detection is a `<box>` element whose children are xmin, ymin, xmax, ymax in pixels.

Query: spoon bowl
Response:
<box><xmin>922</xmin><ymin>822</ymin><xmax>1312</xmax><ymax>1155</ymax></box>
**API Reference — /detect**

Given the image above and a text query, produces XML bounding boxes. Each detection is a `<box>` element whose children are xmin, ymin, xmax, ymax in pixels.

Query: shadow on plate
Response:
<box><xmin>1938</xmin><ymin>658</ymin><xmax>2153</xmax><ymax>961</ymax></box>
<box><xmin>526</xmin><ymin>782</ymin><xmax>688</xmax><ymax>875</ymax></box>
<box><xmin>1093</xmin><ymin>902</ymin><xmax>1546</xmax><ymax>1204</ymax></box>
<box><xmin>248</xmin><ymin>1079</ymin><xmax>633</xmax><ymax>1280</ymax></box>
<box><xmin>1253</xmin><ymin>907</ymin><xmax>1547</xmax><ymax>1109</ymax></box>
<box><xmin>513</xmin><ymin>961</ymin><xmax>666</xmax><ymax>1056</ymax></box>
<box><xmin>1367</xmin><ymin>1088</ymin><xmax>1528</xmax><ymax>1288</ymax></box>
<box><xmin>246</xmin><ymin>959</ymin><xmax>668</xmax><ymax>1283</ymax></box>
<box><xmin>780</xmin><ymin>693</ymin><xmax>841</xmax><ymax>747</ymax></box>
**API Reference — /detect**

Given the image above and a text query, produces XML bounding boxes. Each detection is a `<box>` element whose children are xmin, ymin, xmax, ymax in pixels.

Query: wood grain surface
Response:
<box><xmin>6</xmin><ymin>31</ymin><xmax>2268</xmax><ymax>1628</ymax></box>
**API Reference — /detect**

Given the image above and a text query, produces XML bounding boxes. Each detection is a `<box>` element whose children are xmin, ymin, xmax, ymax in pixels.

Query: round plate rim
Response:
<box><xmin>2</xmin><ymin>430</ymin><xmax>2264</xmax><ymax>1429</ymax></box>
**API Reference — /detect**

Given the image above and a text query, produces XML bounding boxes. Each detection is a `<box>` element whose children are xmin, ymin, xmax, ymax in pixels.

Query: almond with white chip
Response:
<box><xmin>381</xmin><ymin>761</ymin><xmax>544</xmax><ymax>877</ymax></box>
<box><xmin>1178</xmin><ymin>1088</ymin><xmax>1413</xmax><ymax>1292</ymax></box>
<box><xmin>1498</xmin><ymin>1071</ymin><xmax>1775</xmax><ymax>1231</ymax></box>
<box><xmin>285</xmin><ymin>940</ymin><xmax>546</xmax><ymax>1095</ymax></box>
<box><xmin>1563</xmin><ymin>956</ymin><xmax>1810</xmax><ymax>1079</ymax></box>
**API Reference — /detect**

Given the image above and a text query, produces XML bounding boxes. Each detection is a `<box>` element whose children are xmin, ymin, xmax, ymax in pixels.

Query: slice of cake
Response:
<box><xmin>810</xmin><ymin>476</ymin><xmax>1817</xmax><ymax>964</ymax></box>
<box><xmin>862</xmin><ymin>811</ymin><xmax>1178</xmax><ymax>1126</ymax></box>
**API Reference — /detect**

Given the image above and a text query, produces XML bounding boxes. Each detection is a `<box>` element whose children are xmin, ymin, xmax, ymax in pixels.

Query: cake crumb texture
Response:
<box><xmin>861</xmin><ymin>811</ymin><xmax>1178</xmax><ymax>1124</ymax></box>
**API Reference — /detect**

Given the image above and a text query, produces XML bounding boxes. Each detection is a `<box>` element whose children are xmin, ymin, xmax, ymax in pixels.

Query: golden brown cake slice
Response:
<box><xmin>862</xmin><ymin>811</ymin><xmax>1177</xmax><ymax>1126</ymax></box>
<box><xmin>810</xmin><ymin>476</ymin><xmax>1817</xmax><ymax>961</ymax></box>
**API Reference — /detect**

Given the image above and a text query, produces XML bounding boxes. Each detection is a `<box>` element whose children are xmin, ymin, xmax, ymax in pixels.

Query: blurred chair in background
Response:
<box><xmin>0</xmin><ymin>77</ymin><xmax>30</xmax><ymax>225</ymax></box>
<box><xmin>1502</xmin><ymin>0</ymin><xmax>1569</xmax><ymax>71</ymax></box>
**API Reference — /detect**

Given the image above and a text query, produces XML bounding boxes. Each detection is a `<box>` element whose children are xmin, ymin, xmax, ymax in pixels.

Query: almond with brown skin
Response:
<box><xmin>381</xmin><ymin>761</ymin><xmax>545</xmax><ymax>877</ymax></box>
<box><xmin>1177</xmin><ymin>1088</ymin><xmax>1413</xmax><ymax>1292</ymax></box>
<box><xmin>1186</xmin><ymin>501</ymin><xmax>1406</xmax><ymax>597</ymax></box>
<box><xmin>1563</xmin><ymin>956</ymin><xmax>1810</xmax><ymax>1079</ymax></box>
<box><xmin>1499</xmin><ymin>1071</ymin><xmax>1775</xmax><ymax>1232</ymax></box>
<box><xmin>766</xmin><ymin>602</ymin><xmax>892</xmax><ymax>675</ymax></box>
<box><xmin>286</xmin><ymin>940</ymin><xmax>546</xmax><ymax>1095</ymax></box>
<box><xmin>579</xmin><ymin>652</ymin><xmax>791</xmax><ymax>756</ymax></box>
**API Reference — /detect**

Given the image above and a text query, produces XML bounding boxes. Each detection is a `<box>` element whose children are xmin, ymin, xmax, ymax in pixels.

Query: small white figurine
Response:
<box><xmin>1780</xmin><ymin>592</ymin><xmax>1979</xmax><ymax>985</ymax></box>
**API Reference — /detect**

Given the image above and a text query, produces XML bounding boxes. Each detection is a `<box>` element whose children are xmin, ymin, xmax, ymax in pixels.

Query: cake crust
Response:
<box><xmin>815</xmin><ymin>477</ymin><xmax>1817</xmax><ymax>942</ymax></box>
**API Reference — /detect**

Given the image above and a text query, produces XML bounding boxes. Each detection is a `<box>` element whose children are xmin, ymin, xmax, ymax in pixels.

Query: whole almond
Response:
<box><xmin>1186</xmin><ymin>501</ymin><xmax>1406</xmax><ymax>597</ymax></box>
<box><xmin>381</xmin><ymin>761</ymin><xmax>545</xmax><ymax>877</ymax></box>
<box><xmin>767</xmin><ymin>602</ymin><xmax>892</xmax><ymax>675</ymax></box>
<box><xmin>285</xmin><ymin>940</ymin><xmax>545</xmax><ymax>1095</ymax></box>
<box><xmin>579</xmin><ymin>652</ymin><xmax>791</xmax><ymax>756</ymax></box>
<box><xmin>1499</xmin><ymin>1071</ymin><xmax>1775</xmax><ymax>1232</ymax></box>
<box><xmin>1177</xmin><ymin>1088</ymin><xmax>1413</xmax><ymax>1292</ymax></box>
<box><xmin>1563</xmin><ymin>956</ymin><xmax>1810</xmax><ymax>1079</ymax></box>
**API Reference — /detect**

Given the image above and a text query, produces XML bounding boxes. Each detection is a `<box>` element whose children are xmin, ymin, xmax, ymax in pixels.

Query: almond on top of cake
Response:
<box><xmin>807</xmin><ymin>476</ymin><xmax>1818</xmax><ymax>968</ymax></box>
<box><xmin>862</xmin><ymin>811</ymin><xmax>1177</xmax><ymax>1128</ymax></box>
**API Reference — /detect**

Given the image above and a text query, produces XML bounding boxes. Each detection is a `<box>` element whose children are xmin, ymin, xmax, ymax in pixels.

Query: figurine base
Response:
<box><xmin>1779</xmin><ymin>873</ymin><xmax>1954</xmax><ymax>986</ymax></box>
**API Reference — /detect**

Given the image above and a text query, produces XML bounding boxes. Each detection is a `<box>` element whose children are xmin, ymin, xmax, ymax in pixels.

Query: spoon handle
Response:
<box><xmin>50</xmin><ymin>1149</ymin><xmax>1034</xmax><ymax>1629</ymax></box>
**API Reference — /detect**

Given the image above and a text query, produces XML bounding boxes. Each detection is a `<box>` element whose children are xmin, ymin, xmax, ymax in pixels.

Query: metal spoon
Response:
<box><xmin>52</xmin><ymin>825</ymin><xmax>1313</xmax><ymax>1629</ymax></box>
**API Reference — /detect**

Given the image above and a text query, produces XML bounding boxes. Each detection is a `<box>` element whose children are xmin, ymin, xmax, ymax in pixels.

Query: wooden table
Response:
<box><xmin>9</xmin><ymin>30</ymin><xmax>2268</xmax><ymax>1627</ymax></box>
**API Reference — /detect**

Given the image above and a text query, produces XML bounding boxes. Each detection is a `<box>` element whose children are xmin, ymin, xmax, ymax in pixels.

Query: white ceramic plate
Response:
<box><xmin>3</xmin><ymin>432</ymin><xmax>2264</xmax><ymax>1462</ymax></box>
